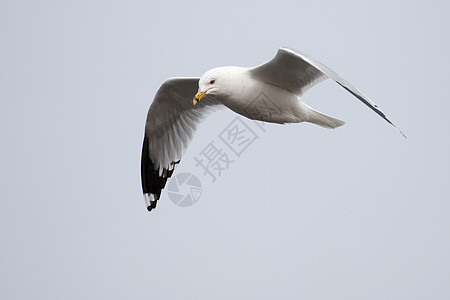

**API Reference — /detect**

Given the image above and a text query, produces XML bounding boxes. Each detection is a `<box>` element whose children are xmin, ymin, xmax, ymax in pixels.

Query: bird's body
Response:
<box><xmin>141</xmin><ymin>47</ymin><xmax>404</xmax><ymax>212</ymax></box>
<box><xmin>204</xmin><ymin>66</ymin><xmax>344</xmax><ymax>127</ymax></box>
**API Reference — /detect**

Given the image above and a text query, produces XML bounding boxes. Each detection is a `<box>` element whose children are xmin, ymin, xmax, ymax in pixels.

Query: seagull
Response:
<box><xmin>141</xmin><ymin>47</ymin><xmax>405</xmax><ymax>212</ymax></box>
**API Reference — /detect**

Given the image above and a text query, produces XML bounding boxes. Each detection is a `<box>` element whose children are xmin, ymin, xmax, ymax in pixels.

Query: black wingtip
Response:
<box><xmin>143</xmin><ymin>193</ymin><xmax>159</xmax><ymax>212</ymax></box>
<box><xmin>336</xmin><ymin>83</ymin><xmax>406</xmax><ymax>139</ymax></box>
<box><xmin>384</xmin><ymin>117</ymin><xmax>407</xmax><ymax>139</ymax></box>
<box><xmin>398</xmin><ymin>128</ymin><xmax>407</xmax><ymax>139</ymax></box>
<box><xmin>141</xmin><ymin>135</ymin><xmax>180</xmax><ymax>212</ymax></box>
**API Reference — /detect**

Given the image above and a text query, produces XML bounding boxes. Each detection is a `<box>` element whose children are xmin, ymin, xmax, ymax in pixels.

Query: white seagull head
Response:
<box><xmin>193</xmin><ymin>67</ymin><xmax>244</xmax><ymax>105</ymax></box>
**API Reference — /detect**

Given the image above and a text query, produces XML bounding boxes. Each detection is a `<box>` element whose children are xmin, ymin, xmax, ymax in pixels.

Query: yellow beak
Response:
<box><xmin>193</xmin><ymin>90</ymin><xmax>207</xmax><ymax>105</ymax></box>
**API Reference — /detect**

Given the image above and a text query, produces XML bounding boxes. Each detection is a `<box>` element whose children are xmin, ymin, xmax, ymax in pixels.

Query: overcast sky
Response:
<box><xmin>1</xmin><ymin>0</ymin><xmax>449</xmax><ymax>299</ymax></box>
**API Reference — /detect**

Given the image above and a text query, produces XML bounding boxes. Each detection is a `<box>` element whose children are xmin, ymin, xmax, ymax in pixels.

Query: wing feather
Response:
<box><xmin>141</xmin><ymin>77</ymin><xmax>223</xmax><ymax>211</ymax></box>
<box><xmin>250</xmin><ymin>47</ymin><xmax>405</xmax><ymax>137</ymax></box>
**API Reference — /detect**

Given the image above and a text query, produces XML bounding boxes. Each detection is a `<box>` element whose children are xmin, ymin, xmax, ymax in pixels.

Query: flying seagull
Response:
<box><xmin>141</xmin><ymin>47</ymin><xmax>404</xmax><ymax>212</ymax></box>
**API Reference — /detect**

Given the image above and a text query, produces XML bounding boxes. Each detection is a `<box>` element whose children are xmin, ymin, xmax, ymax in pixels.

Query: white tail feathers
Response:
<box><xmin>300</xmin><ymin>102</ymin><xmax>345</xmax><ymax>129</ymax></box>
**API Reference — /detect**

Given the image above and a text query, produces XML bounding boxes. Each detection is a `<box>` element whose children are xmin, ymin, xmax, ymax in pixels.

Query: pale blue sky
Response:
<box><xmin>1</xmin><ymin>0</ymin><xmax>449</xmax><ymax>299</ymax></box>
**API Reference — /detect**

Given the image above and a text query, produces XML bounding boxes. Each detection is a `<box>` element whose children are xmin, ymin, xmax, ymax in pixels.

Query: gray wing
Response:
<box><xmin>141</xmin><ymin>77</ymin><xmax>223</xmax><ymax>211</ymax></box>
<box><xmin>250</xmin><ymin>47</ymin><xmax>405</xmax><ymax>137</ymax></box>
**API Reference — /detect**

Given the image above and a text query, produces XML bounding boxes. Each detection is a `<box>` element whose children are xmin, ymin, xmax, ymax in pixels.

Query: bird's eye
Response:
<box><xmin>209</xmin><ymin>80</ymin><xmax>215</xmax><ymax>84</ymax></box>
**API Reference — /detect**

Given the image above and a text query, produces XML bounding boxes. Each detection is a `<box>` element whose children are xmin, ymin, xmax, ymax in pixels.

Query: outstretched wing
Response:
<box><xmin>250</xmin><ymin>47</ymin><xmax>405</xmax><ymax>137</ymax></box>
<box><xmin>141</xmin><ymin>78</ymin><xmax>222</xmax><ymax>212</ymax></box>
